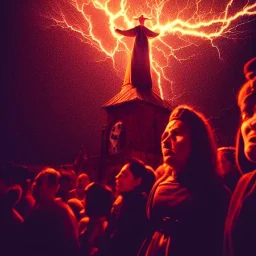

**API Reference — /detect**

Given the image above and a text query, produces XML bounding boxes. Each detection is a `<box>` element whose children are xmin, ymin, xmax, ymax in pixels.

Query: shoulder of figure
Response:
<box><xmin>55</xmin><ymin>198</ymin><xmax>77</xmax><ymax>219</ymax></box>
<box><xmin>236</xmin><ymin>170</ymin><xmax>256</xmax><ymax>189</ymax></box>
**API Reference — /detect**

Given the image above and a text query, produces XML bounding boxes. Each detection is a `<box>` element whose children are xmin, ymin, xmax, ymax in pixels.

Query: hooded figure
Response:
<box><xmin>139</xmin><ymin>105</ymin><xmax>230</xmax><ymax>256</ymax></box>
<box><xmin>224</xmin><ymin>57</ymin><xmax>256</xmax><ymax>256</ymax></box>
<box><xmin>115</xmin><ymin>15</ymin><xmax>159</xmax><ymax>90</ymax></box>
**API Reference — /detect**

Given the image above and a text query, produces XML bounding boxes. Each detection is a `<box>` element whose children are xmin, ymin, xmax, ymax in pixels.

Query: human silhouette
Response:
<box><xmin>224</xmin><ymin>57</ymin><xmax>256</xmax><ymax>256</ymax></box>
<box><xmin>115</xmin><ymin>14</ymin><xmax>159</xmax><ymax>90</ymax></box>
<box><xmin>139</xmin><ymin>105</ymin><xmax>230</xmax><ymax>256</ymax></box>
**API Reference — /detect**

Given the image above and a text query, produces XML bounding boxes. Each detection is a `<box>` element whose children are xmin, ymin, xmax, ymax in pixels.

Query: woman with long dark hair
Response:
<box><xmin>98</xmin><ymin>158</ymin><xmax>156</xmax><ymax>256</ymax></box>
<box><xmin>141</xmin><ymin>105</ymin><xmax>230</xmax><ymax>256</ymax></box>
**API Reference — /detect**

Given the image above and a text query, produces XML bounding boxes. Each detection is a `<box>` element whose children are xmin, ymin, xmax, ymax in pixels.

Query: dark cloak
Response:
<box><xmin>115</xmin><ymin>25</ymin><xmax>159</xmax><ymax>90</ymax></box>
<box><xmin>224</xmin><ymin>170</ymin><xmax>256</xmax><ymax>256</ymax></box>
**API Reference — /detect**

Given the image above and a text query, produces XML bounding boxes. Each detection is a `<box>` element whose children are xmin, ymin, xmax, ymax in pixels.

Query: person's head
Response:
<box><xmin>32</xmin><ymin>168</ymin><xmax>60</xmax><ymax>203</ymax></box>
<box><xmin>0</xmin><ymin>163</ymin><xmax>30</xmax><ymax>187</ymax></box>
<box><xmin>4</xmin><ymin>185</ymin><xmax>22</xmax><ymax>209</ymax></box>
<box><xmin>84</xmin><ymin>182</ymin><xmax>113</xmax><ymax>218</ymax></box>
<box><xmin>0</xmin><ymin>163</ymin><xmax>17</xmax><ymax>194</ymax></box>
<box><xmin>217</xmin><ymin>147</ymin><xmax>236</xmax><ymax>175</ymax></box>
<box><xmin>236</xmin><ymin>57</ymin><xmax>256</xmax><ymax>172</ymax></box>
<box><xmin>115</xmin><ymin>158</ymin><xmax>150</xmax><ymax>193</ymax></box>
<box><xmin>218</xmin><ymin>147</ymin><xmax>242</xmax><ymax>177</ymax></box>
<box><xmin>161</xmin><ymin>105</ymin><xmax>218</xmax><ymax>182</ymax></box>
<box><xmin>57</xmin><ymin>169</ymin><xmax>76</xmax><ymax>201</ymax></box>
<box><xmin>76</xmin><ymin>173</ymin><xmax>89</xmax><ymax>191</ymax></box>
<box><xmin>135</xmin><ymin>14</ymin><xmax>149</xmax><ymax>26</ymax></box>
<box><xmin>162</xmin><ymin>118</ymin><xmax>192</xmax><ymax>172</ymax></box>
<box><xmin>217</xmin><ymin>146</ymin><xmax>242</xmax><ymax>191</ymax></box>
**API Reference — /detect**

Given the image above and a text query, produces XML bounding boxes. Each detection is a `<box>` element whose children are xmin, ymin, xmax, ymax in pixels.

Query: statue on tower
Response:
<box><xmin>115</xmin><ymin>14</ymin><xmax>159</xmax><ymax>90</ymax></box>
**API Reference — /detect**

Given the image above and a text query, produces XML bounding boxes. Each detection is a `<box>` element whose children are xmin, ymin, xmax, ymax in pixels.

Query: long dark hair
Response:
<box><xmin>126</xmin><ymin>158</ymin><xmax>156</xmax><ymax>194</ymax></box>
<box><xmin>168</xmin><ymin>105</ymin><xmax>222</xmax><ymax>191</ymax></box>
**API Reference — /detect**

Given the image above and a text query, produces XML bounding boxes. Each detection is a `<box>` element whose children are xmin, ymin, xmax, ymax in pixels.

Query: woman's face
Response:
<box><xmin>240</xmin><ymin>97</ymin><xmax>256</xmax><ymax>164</ymax></box>
<box><xmin>161</xmin><ymin>120</ymin><xmax>192</xmax><ymax>170</ymax></box>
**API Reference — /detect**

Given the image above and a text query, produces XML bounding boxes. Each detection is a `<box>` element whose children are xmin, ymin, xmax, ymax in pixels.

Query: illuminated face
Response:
<box><xmin>240</xmin><ymin>97</ymin><xmax>256</xmax><ymax>164</ymax></box>
<box><xmin>115</xmin><ymin>164</ymin><xmax>141</xmax><ymax>193</ymax></box>
<box><xmin>32</xmin><ymin>172</ymin><xmax>59</xmax><ymax>202</ymax></box>
<box><xmin>161</xmin><ymin>120</ymin><xmax>192</xmax><ymax>170</ymax></box>
<box><xmin>77</xmin><ymin>174</ymin><xmax>89</xmax><ymax>190</ymax></box>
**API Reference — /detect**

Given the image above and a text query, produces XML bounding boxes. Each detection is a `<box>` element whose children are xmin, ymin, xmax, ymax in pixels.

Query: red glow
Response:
<box><xmin>45</xmin><ymin>0</ymin><xmax>256</xmax><ymax>98</ymax></box>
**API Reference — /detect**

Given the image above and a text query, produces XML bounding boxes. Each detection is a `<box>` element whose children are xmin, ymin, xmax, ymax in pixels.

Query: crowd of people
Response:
<box><xmin>1</xmin><ymin>57</ymin><xmax>256</xmax><ymax>256</ymax></box>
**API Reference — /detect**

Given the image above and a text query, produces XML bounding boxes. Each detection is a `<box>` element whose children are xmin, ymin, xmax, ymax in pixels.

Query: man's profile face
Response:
<box><xmin>241</xmin><ymin>95</ymin><xmax>256</xmax><ymax>164</ymax></box>
<box><xmin>115</xmin><ymin>164</ymin><xmax>141</xmax><ymax>193</ymax></box>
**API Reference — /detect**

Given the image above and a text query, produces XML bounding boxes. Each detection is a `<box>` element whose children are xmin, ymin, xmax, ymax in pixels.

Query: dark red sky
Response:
<box><xmin>2</xmin><ymin>0</ymin><xmax>256</xmax><ymax>165</ymax></box>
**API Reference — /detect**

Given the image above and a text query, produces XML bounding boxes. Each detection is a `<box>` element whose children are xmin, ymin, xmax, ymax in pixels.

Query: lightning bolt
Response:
<box><xmin>44</xmin><ymin>0</ymin><xmax>256</xmax><ymax>99</ymax></box>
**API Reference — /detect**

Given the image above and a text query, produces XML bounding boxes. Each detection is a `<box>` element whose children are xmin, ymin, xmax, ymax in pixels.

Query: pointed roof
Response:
<box><xmin>102</xmin><ymin>84</ymin><xmax>172</xmax><ymax>110</ymax></box>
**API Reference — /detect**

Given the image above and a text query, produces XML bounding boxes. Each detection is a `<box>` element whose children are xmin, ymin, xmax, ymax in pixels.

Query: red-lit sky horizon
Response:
<box><xmin>2</xmin><ymin>0</ymin><xmax>256</xmax><ymax>166</ymax></box>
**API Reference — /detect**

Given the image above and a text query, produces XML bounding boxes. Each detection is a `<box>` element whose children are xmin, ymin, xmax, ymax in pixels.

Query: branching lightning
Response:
<box><xmin>45</xmin><ymin>0</ymin><xmax>256</xmax><ymax>99</ymax></box>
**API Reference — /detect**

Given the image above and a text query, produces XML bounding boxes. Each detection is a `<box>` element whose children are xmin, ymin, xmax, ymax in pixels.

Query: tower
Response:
<box><xmin>99</xmin><ymin>21</ymin><xmax>172</xmax><ymax>184</ymax></box>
